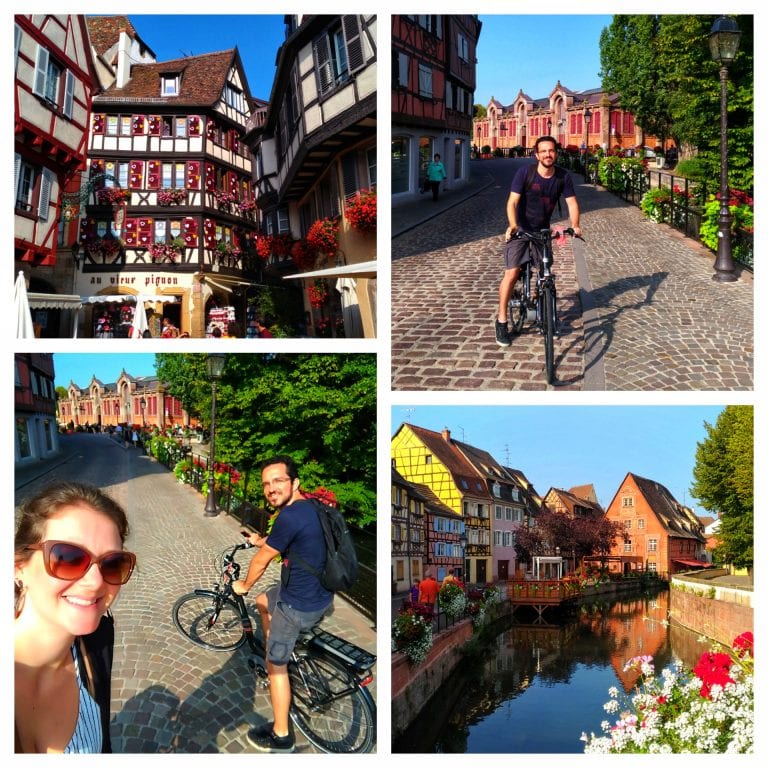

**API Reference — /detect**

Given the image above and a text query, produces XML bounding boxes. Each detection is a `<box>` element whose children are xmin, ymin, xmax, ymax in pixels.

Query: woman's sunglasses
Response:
<box><xmin>26</xmin><ymin>540</ymin><xmax>136</xmax><ymax>585</ymax></box>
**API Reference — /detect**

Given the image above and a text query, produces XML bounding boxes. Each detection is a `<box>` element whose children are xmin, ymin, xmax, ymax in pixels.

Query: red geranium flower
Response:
<box><xmin>693</xmin><ymin>651</ymin><xmax>734</xmax><ymax>699</ymax></box>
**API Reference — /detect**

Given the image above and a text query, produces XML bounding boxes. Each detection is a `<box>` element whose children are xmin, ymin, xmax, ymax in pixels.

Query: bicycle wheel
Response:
<box><xmin>508</xmin><ymin>280</ymin><xmax>526</xmax><ymax>334</ymax></box>
<box><xmin>288</xmin><ymin>652</ymin><xmax>376</xmax><ymax>753</ymax></box>
<box><xmin>172</xmin><ymin>590</ymin><xmax>247</xmax><ymax>651</ymax></box>
<box><xmin>542</xmin><ymin>284</ymin><xmax>555</xmax><ymax>384</ymax></box>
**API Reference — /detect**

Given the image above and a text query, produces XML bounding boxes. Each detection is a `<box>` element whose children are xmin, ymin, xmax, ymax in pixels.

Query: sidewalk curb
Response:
<box><xmin>392</xmin><ymin>170</ymin><xmax>497</xmax><ymax>239</ymax></box>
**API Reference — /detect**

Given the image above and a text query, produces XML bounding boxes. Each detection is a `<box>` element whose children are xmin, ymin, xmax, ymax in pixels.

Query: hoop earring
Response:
<box><xmin>14</xmin><ymin>578</ymin><xmax>27</xmax><ymax>619</ymax></box>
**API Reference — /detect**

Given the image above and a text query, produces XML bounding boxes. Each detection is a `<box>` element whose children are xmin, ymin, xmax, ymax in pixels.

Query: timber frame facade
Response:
<box><xmin>247</xmin><ymin>15</ymin><xmax>377</xmax><ymax>338</ymax></box>
<box><xmin>77</xmin><ymin>16</ymin><xmax>270</xmax><ymax>338</ymax></box>
<box><xmin>14</xmin><ymin>15</ymin><xmax>97</xmax><ymax>337</ymax></box>
<box><xmin>391</xmin><ymin>15</ymin><xmax>481</xmax><ymax>200</ymax></box>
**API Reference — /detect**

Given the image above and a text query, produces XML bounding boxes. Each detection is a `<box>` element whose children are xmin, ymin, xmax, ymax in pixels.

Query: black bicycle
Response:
<box><xmin>507</xmin><ymin>227</ymin><xmax>581</xmax><ymax>384</ymax></box>
<box><xmin>171</xmin><ymin>540</ymin><xmax>376</xmax><ymax>753</ymax></box>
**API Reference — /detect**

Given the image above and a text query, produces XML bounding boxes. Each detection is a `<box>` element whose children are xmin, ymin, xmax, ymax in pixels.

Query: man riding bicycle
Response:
<box><xmin>232</xmin><ymin>455</ymin><xmax>333</xmax><ymax>753</ymax></box>
<box><xmin>496</xmin><ymin>136</ymin><xmax>582</xmax><ymax>346</ymax></box>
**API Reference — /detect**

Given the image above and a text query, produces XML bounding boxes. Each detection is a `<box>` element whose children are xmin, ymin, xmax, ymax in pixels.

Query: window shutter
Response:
<box><xmin>188</xmin><ymin>115</ymin><xmax>201</xmax><ymax>136</ymax></box>
<box><xmin>313</xmin><ymin>36</ymin><xmax>333</xmax><ymax>95</ymax></box>
<box><xmin>148</xmin><ymin>115</ymin><xmax>161</xmax><ymax>136</ymax></box>
<box><xmin>147</xmin><ymin>161</ymin><xmax>161</xmax><ymax>189</ymax></box>
<box><xmin>129</xmin><ymin>160</ymin><xmax>144</xmax><ymax>189</ymax></box>
<box><xmin>205</xmin><ymin>163</ymin><xmax>216</xmax><ymax>192</ymax></box>
<box><xmin>63</xmin><ymin>71</ymin><xmax>75</xmax><ymax>118</ymax></box>
<box><xmin>203</xmin><ymin>218</ymin><xmax>216</xmax><ymax>248</ymax></box>
<box><xmin>14</xmin><ymin>153</ymin><xmax>20</xmax><ymax>195</ymax></box>
<box><xmin>92</xmin><ymin>114</ymin><xmax>105</xmax><ymax>134</ymax></box>
<box><xmin>186</xmin><ymin>161</ymin><xmax>200</xmax><ymax>190</ymax></box>
<box><xmin>33</xmin><ymin>45</ymin><xmax>49</xmax><ymax>97</ymax></box>
<box><xmin>182</xmin><ymin>218</ymin><xmax>198</xmax><ymax>246</ymax></box>
<box><xmin>38</xmin><ymin>169</ymin><xmax>54</xmax><ymax>220</ymax></box>
<box><xmin>123</xmin><ymin>218</ymin><xmax>138</xmax><ymax>246</ymax></box>
<box><xmin>138</xmin><ymin>218</ymin><xmax>153</xmax><ymax>247</ymax></box>
<box><xmin>132</xmin><ymin>115</ymin><xmax>145</xmax><ymax>135</ymax></box>
<box><xmin>341</xmin><ymin>153</ymin><xmax>358</xmax><ymax>200</ymax></box>
<box><xmin>342</xmin><ymin>16</ymin><xmax>364</xmax><ymax>73</ymax></box>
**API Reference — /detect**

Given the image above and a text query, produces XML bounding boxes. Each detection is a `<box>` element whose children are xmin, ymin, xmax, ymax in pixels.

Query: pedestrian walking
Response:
<box><xmin>495</xmin><ymin>135</ymin><xmax>582</xmax><ymax>347</ymax></box>
<box><xmin>426</xmin><ymin>153</ymin><xmax>447</xmax><ymax>202</ymax></box>
<box><xmin>408</xmin><ymin>578</ymin><xmax>420</xmax><ymax>606</ymax></box>
<box><xmin>418</xmin><ymin>571</ymin><xmax>439</xmax><ymax>606</ymax></box>
<box><xmin>14</xmin><ymin>482</ymin><xmax>137</xmax><ymax>753</ymax></box>
<box><xmin>131</xmin><ymin>429</ymin><xmax>139</xmax><ymax>448</ymax></box>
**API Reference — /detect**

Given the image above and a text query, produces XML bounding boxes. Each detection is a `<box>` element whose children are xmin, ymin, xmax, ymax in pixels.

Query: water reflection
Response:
<box><xmin>393</xmin><ymin>588</ymin><xmax>693</xmax><ymax>754</ymax></box>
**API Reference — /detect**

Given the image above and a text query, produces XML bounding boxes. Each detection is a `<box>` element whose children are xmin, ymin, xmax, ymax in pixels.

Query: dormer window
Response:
<box><xmin>161</xmin><ymin>74</ymin><xmax>180</xmax><ymax>96</ymax></box>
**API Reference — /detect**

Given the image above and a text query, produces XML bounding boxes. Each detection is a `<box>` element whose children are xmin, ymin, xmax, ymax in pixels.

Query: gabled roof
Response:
<box><xmin>628</xmin><ymin>473</ymin><xmax>705</xmax><ymax>541</ymax></box>
<box><xmin>95</xmin><ymin>49</ymin><xmax>241</xmax><ymax>108</ymax></box>
<box><xmin>503</xmin><ymin>466</ymin><xmax>545</xmax><ymax>514</ymax></box>
<box><xmin>547</xmin><ymin>487</ymin><xmax>604</xmax><ymax>518</ymax></box>
<box><xmin>408</xmin><ymin>481</ymin><xmax>460</xmax><ymax>518</ymax></box>
<box><xmin>404</xmin><ymin>424</ymin><xmax>489</xmax><ymax>499</ymax></box>
<box><xmin>569</xmin><ymin>483</ymin><xmax>597</xmax><ymax>503</ymax></box>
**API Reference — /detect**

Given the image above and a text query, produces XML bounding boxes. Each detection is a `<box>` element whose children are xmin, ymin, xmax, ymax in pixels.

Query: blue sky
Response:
<box><xmin>53</xmin><ymin>353</ymin><xmax>158</xmax><ymax>389</ymax></box>
<box><xmin>127</xmin><ymin>15</ymin><xmax>287</xmax><ymax>101</ymax></box>
<box><xmin>392</xmin><ymin>405</ymin><xmax>727</xmax><ymax>517</ymax></box>
<box><xmin>476</xmin><ymin>15</ymin><xmax>613</xmax><ymax>107</ymax></box>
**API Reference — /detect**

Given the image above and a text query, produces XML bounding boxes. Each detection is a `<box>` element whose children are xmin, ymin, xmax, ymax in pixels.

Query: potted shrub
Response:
<box><xmin>438</xmin><ymin>580</ymin><xmax>467</xmax><ymax>617</ymax></box>
<box><xmin>392</xmin><ymin>608</ymin><xmax>433</xmax><ymax>666</ymax></box>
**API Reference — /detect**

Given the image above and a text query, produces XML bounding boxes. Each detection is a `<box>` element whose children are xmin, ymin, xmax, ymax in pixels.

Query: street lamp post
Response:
<box><xmin>547</xmin><ymin>118</ymin><xmax>552</xmax><ymax>137</ymax></box>
<box><xmin>709</xmin><ymin>15</ymin><xmax>741</xmax><ymax>282</ymax></box>
<box><xmin>583</xmin><ymin>107</ymin><xmax>592</xmax><ymax>183</ymax></box>
<box><xmin>459</xmin><ymin>530</ymin><xmax>468</xmax><ymax>582</ymax></box>
<box><xmin>204</xmin><ymin>353</ymin><xmax>226</xmax><ymax>517</ymax></box>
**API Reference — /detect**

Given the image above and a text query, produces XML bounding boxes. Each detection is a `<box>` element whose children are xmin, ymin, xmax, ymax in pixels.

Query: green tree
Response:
<box><xmin>153</xmin><ymin>353</ymin><xmax>376</xmax><ymax>526</ymax></box>
<box><xmin>473</xmin><ymin>103</ymin><xmax>486</xmax><ymax>119</ymax></box>
<box><xmin>600</xmin><ymin>14</ymin><xmax>753</xmax><ymax>193</ymax></box>
<box><xmin>690</xmin><ymin>406</ymin><xmax>753</xmax><ymax>570</ymax></box>
<box><xmin>55</xmin><ymin>386</ymin><xmax>68</xmax><ymax>400</ymax></box>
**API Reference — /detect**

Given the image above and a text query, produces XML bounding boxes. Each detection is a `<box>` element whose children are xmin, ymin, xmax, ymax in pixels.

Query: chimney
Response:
<box><xmin>116</xmin><ymin>30</ymin><xmax>132</xmax><ymax>88</ymax></box>
<box><xmin>441</xmin><ymin>428</ymin><xmax>451</xmax><ymax>442</ymax></box>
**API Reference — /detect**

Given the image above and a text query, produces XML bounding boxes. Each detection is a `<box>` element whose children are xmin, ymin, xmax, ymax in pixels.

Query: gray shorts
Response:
<box><xmin>265</xmin><ymin>585</ymin><xmax>330</xmax><ymax>665</ymax></box>
<box><xmin>504</xmin><ymin>238</ymin><xmax>546</xmax><ymax>270</ymax></box>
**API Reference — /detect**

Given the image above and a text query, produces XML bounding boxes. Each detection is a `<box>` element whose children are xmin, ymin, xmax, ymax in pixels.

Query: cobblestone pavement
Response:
<box><xmin>392</xmin><ymin>158</ymin><xmax>753</xmax><ymax>391</ymax></box>
<box><xmin>15</xmin><ymin>433</ymin><xmax>377</xmax><ymax>754</ymax></box>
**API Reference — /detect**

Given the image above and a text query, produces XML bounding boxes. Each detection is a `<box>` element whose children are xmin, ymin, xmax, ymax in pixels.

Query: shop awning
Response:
<box><xmin>282</xmin><ymin>260</ymin><xmax>377</xmax><ymax>280</ymax></box>
<box><xmin>672</xmin><ymin>559</ymin><xmax>713</xmax><ymax>568</ymax></box>
<box><xmin>80</xmin><ymin>294</ymin><xmax>177</xmax><ymax>304</ymax></box>
<box><xmin>27</xmin><ymin>293</ymin><xmax>83</xmax><ymax>310</ymax></box>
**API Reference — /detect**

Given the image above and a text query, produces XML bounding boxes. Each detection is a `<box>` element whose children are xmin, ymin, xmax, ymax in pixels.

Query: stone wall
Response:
<box><xmin>669</xmin><ymin>573</ymin><xmax>753</xmax><ymax>648</ymax></box>
<box><xmin>391</xmin><ymin>619</ymin><xmax>473</xmax><ymax>739</ymax></box>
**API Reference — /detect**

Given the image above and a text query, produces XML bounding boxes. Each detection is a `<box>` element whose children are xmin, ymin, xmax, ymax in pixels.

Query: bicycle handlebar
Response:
<box><xmin>512</xmin><ymin>227</ymin><xmax>584</xmax><ymax>242</ymax></box>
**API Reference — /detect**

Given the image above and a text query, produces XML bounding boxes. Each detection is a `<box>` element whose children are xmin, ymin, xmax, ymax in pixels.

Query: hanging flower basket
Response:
<box><xmin>238</xmin><ymin>198</ymin><xmax>257</xmax><ymax>213</ymax></box>
<box><xmin>85</xmin><ymin>236</ymin><xmax>122</xmax><ymax>260</ymax></box>
<box><xmin>214</xmin><ymin>190</ymin><xmax>239</xmax><ymax>209</ymax></box>
<box><xmin>306</xmin><ymin>217</ymin><xmax>339</xmax><ymax>254</ymax></box>
<box><xmin>255</xmin><ymin>235</ymin><xmax>273</xmax><ymax>259</ymax></box>
<box><xmin>216</xmin><ymin>240</ymin><xmax>242</xmax><ymax>261</ymax></box>
<box><xmin>157</xmin><ymin>188</ymin><xmax>187</xmax><ymax>206</ymax></box>
<box><xmin>272</xmin><ymin>233</ymin><xmax>293</xmax><ymax>257</ymax></box>
<box><xmin>308</xmin><ymin>279</ymin><xmax>328</xmax><ymax>309</ymax></box>
<box><xmin>345</xmin><ymin>188</ymin><xmax>377</xmax><ymax>233</ymax></box>
<box><xmin>392</xmin><ymin>608</ymin><xmax>433</xmax><ymax>666</ymax></box>
<box><xmin>291</xmin><ymin>239</ymin><xmax>316</xmax><ymax>271</ymax></box>
<box><xmin>438</xmin><ymin>581</ymin><xmax>467</xmax><ymax>617</ymax></box>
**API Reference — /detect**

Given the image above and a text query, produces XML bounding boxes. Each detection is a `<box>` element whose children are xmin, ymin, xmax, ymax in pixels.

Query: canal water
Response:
<box><xmin>393</xmin><ymin>588</ymin><xmax>707</xmax><ymax>753</ymax></box>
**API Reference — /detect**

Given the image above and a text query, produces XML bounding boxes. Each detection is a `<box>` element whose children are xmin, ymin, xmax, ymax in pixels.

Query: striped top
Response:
<box><xmin>64</xmin><ymin>645</ymin><xmax>102</xmax><ymax>753</ymax></box>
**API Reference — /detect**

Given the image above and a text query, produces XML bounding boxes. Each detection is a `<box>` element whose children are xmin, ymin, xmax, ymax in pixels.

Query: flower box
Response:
<box><xmin>306</xmin><ymin>217</ymin><xmax>339</xmax><ymax>254</ymax></box>
<box><xmin>157</xmin><ymin>188</ymin><xmax>187</xmax><ymax>206</ymax></box>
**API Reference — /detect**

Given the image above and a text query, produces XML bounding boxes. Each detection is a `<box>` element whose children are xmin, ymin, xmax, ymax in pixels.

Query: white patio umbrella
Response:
<box><xmin>15</xmin><ymin>271</ymin><xmax>36</xmax><ymax>339</ymax></box>
<box><xmin>130</xmin><ymin>298</ymin><xmax>149</xmax><ymax>338</ymax></box>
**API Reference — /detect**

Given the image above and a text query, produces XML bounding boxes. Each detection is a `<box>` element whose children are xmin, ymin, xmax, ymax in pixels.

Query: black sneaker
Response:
<box><xmin>247</xmin><ymin>727</ymin><xmax>295</xmax><ymax>753</ymax></box>
<box><xmin>495</xmin><ymin>320</ymin><xmax>511</xmax><ymax>347</ymax></box>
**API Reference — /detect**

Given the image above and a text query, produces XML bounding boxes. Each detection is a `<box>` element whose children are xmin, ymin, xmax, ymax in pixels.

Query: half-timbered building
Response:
<box><xmin>14</xmin><ymin>15</ymin><xmax>97</xmax><ymax>337</ymax></box>
<box><xmin>247</xmin><ymin>15</ymin><xmax>377</xmax><ymax>338</ymax></box>
<box><xmin>392</xmin><ymin>15</ymin><xmax>481</xmax><ymax>200</ymax></box>
<box><xmin>77</xmin><ymin>16</ymin><xmax>268</xmax><ymax>338</ymax></box>
<box><xmin>14</xmin><ymin>353</ymin><xmax>59</xmax><ymax>465</ymax></box>
<box><xmin>391</xmin><ymin>423</ymin><xmax>492</xmax><ymax>585</ymax></box>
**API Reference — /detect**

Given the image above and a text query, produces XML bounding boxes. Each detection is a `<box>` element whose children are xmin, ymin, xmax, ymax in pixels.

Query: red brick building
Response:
<box><xmin>474</xmin><ymin>82</ymin><xmax>668</xmax><ymax>156</ymax></box>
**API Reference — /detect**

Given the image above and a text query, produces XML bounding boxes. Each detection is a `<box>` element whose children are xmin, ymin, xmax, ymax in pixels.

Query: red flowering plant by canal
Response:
<box><xmin>582</xmin><ymin>632</ymin><xmax>754</xmax><ymax>753</ymax></box>
<box><xmin>438</xmin><ymin>580</ymin><xmax>467</xmax><ymax>618</ymax></box>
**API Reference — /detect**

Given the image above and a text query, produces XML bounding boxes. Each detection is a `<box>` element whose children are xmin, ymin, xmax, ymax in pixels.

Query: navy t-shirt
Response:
<box><xmin>510</xmin><ymin>165</ymin><xmax>575</xmax><ymax>230</ymax></box>
<box><xmin>266</xmin><ymin>498</ymin><xmax>333</xmax><ymax>612</ymax></box>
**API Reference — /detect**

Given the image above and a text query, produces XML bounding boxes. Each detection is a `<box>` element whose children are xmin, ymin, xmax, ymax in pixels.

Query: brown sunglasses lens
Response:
<box><xmin>46</xmin><ymin>542</ymin><xmax>135</xmax><ymax>585</ymax></box>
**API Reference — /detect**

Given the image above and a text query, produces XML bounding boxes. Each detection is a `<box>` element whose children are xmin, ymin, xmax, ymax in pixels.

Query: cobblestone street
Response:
<box><xmin>392</xmin><ymin>158</ymin><xmax>753</xmax><ymax>391</ymax></box>
<box><xmin>15</xmin><ymin>433</ymin><xmax>377</xmax><ymax>753</ymax></box>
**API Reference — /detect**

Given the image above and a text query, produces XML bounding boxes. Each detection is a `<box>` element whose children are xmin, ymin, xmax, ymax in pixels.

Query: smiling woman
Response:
<box><xmin>14</xmin><ymin>483</ymin><xmax>135</xmax><ymax>754</ymax></box>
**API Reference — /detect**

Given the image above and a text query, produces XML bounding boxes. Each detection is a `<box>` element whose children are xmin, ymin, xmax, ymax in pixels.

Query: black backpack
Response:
<box><xmin>291</xmin><ymin>498</ymin><xmax>359</xmax><ymax>592</ymax></box>
<box><xmin>524</xmin><ymin>163</ymin><xmax>566</xmax><ymax>216</ymax></box>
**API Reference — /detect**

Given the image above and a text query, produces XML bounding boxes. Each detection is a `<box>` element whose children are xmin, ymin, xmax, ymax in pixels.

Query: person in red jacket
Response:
<box><xmin>418</xmin><ymin>571</ymin><xmax>439</xmax><ymax>606</ymax></box>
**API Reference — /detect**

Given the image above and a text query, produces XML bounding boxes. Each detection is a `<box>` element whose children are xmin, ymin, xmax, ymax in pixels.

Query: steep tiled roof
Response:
<box><xmin>408</xmin><ymin>481</ymin><xmax>459</xmax><ymax>517</ymax></box>
<box><xmin>406</xmin><ymin>424</ymin><xmax>488</xmax><ymax>498</ymax></box>
<box><xmin>569</xmin><ymin>483</ymin><xmax>597</xmax><ymax>502</ymax></box>
<box><xmin>548</xmin><ymin>487</ymin><xmax>604</xmax><ymax>518</ymax></box>
<box><xmin>86</xmin><ymin>16</ymin><xmax>140</xmax><ymax>58</ymax></box>
<box><xmin>631</xmin><ymin>473</ymin><xmax>705</xmax><ymax>541</ymax></box>
<box><xmin>504</xmin><ymin>467</ymin><xmax>545</xmax><ymax>514</ymax></box>
<box><xmin>96</xmin><ymin>50</ymin><xmax>237</xmax><ymax>108</ymax></box>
